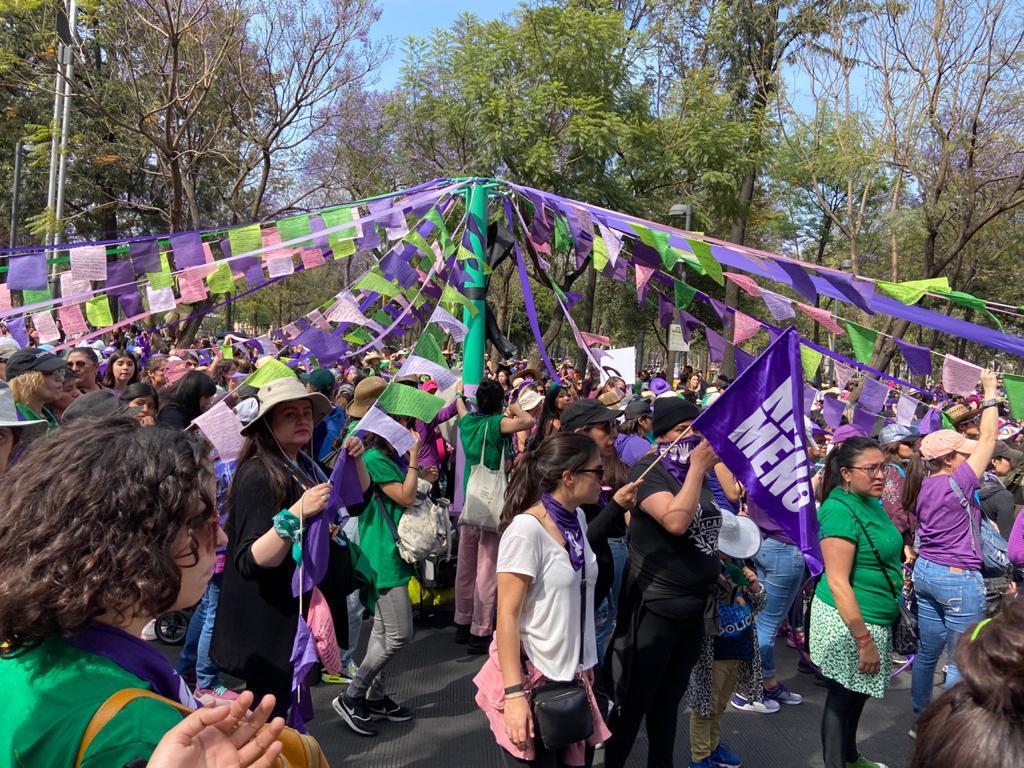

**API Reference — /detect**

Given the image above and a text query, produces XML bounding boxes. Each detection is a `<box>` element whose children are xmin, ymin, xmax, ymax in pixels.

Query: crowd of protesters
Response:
<box><xmin>0</xmin><ymin>325</ymin><xmax>1023</xmax><ymax>768</ymax></box>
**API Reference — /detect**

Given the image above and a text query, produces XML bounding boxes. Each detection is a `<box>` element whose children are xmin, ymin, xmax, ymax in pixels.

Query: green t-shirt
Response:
<box><xmin>815</xmin><ymin>487</ymin><xmax>904</xmax><ymax>625</ymax></box>
<box><xmin>359</xmin><ymin>448</ymin><xmax>414</xmax><ymax>590</ymax></box>
<box><xmin>0</xmin><ymin>635</ymin><xmax>183</xmax><ymax>768</ymax></box>
<box><xmin>459</xmin><ymin>412</ymin><xmax>506</xmax><ymax>494</ymax></box>
<box><xmin>15</xmin><ymin>401</ymin><xmax>57</xmax><ymax>431</ymax></box>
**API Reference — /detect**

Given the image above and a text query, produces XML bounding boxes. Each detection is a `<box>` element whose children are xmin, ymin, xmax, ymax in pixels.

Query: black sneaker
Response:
<box><xmin>366</xmin><ymin>695</ymin><xmax>413</xmax><ymax>722</ymax></box>
<box><xmin>333</xmin><ymin>694</ymin><xmax>378</xmax><ymax>736</ymax></box>
<box><xmin>454</xmin><ymin>623</ymin><xmax>471</xmax><ymax>644</ymax></box>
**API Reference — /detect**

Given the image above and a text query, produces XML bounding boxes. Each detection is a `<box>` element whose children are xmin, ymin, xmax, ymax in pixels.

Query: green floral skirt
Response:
<box><xmin>809</xmin><ymin>596</ymin><xmax>892</xmax><ymax>698</ymax></box>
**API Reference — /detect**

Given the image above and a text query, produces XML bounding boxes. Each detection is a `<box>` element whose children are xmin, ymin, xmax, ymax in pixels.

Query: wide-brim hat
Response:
<box><xmin>512</xmin><ymin>368</ymin><xmax>542</xmax><ymax>387</ymax></box>
<box><xmin>240</xmin><ymin>376</ymin><xmax>332</xmax><ymax>436</ymax></box>
<box><xmin>717</xmin><ymin>510</ymin><xmax>762</xmax><ymax>559</ymax></box>
<box><xmin>944</xmin><ymin>403</ymin><xmax>978</xmax><ymax>427</ymax></box>
<box><xmin>0</xmin><ymin>385</ymin><xmax>47</xmax><ymax>442</ymax></box>
<box><xmin>346</xmin><ymin>375</ymin><xmax>387</xmax><ymax>419</ymax></box>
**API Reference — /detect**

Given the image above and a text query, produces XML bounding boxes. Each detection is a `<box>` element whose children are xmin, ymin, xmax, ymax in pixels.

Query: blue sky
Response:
<box><xmin>370</xmin><ymin>0</ymin><xmax>523</xmax><ymax>89</ymax></box>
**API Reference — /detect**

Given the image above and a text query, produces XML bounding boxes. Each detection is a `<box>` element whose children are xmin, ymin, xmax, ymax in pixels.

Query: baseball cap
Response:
<box><xmin>877</xmin><ymin>423</ymin><xmax>919</xmax><ymax>446</ymax></box>
<box><xmin>559</xmin><ymin>399</ymin><xmax>619</xmax><ymax>432</ymax></box>
<box><xmin>62</xmin><ymin>390</ymin><xmax>141</xmax><ymax>423</ymax></box>
<box><xmin>6</xmin><ymin>348</ymin><xmax>68</xmax><ymax>380</ymax></box>
<box><xmin>919</xmin><ymin>429</ymin><xmax>978</xmax><ymax>461</ymax></box>
<box><xmin>992</xmin><ymin>441</ymin><xmax>1024</xmax><ymax>466</ymax></box>
<box><xmin>302</xmin><ymin>368</ymin><xmax>337</xmax><ymax>395</ymax></box>
<box><xmin>623</xmin><ymin>397</ymin><xmax>653</xmax><ymax>420</ymax></box>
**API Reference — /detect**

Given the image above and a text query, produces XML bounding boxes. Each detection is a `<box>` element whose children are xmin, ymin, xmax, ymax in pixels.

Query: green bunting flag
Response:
<box><xmin>673</xmin><ymin>279</ymin><xmax>696</xmax><ymax>310</ymax></box>
<box><xmin>936</xmin><ymin>289</ymin><xmax>1004</xmax><ymax>331</ymax></box>
<box><xmin>243</xmin><ymin>358</ymin><xmax>297</xmax><ymax>388</ymax></box>
<box><xmin>424</xmin><ymin>208</ymin><xmax>453</xmax><ymax>255</ymax></box>
<box><xmin>206</xmin><ymin>263</ymin><xmax>234</xmax><ymax>294</ymax></box>
<box><xmin>277</xmin><ymin>214</ymin><xmax>313</xmax><ymax>248</ymax></box>
<box><xmin>630</xmin><ymin>223</ymin><xmax>676</xmax><ymax>269</ymax></box>
<box><xmin>1002</xmin><ymin>374</ymin><xmax>1024</xmax><ymax>420</ymax></box>
<box><xmin>800</xmin><ymin>345</ymin><xmax>823</xmax><ymax>380</ymax></box>
<box><xmin>843</xmin><ymin>320</ymin><xmax>878</xmax><ymax>364</ymax></box>
<box><xmin>592</xmin><ymin>232</ymin><xmax>609</xmax><ymax>272</ymax></box>
<box><xmin>685</xmin><ymin>239</ymin><xmax>724</xmax><ymax>285</ymax></box>
<box><xmin>227</xmin><ymin>224</ymin><xmax>262</xmax><ymax>258</ymax></box>
<box><xmin>554</xmin><ymin>214</ymin><xmax>573</xmax><ymax>254</ymax></box>
<box><xmin>322</xmin><ymin>206</ymin><xmax>358</xmax><ymax>258</ymax></box>
<box><xmin>353</xmin><ymin>272</ymin><xmax>401</xmax><ymax>299</ymax></box>
<box><xmin>443</xmin><ymin>284</ymin><xmax>477</xmax><ymax>316</ymax></box>
<box><xmin>85</xmin><ymin>295</ymin><xmax>113</xmax><ymax>327</ymax></box>
<box><xmin>876</xmin><ymin>277</ymin><xmax>950</xmax><ymax>305</ymax></box>
<box><xmin>376</xmin><ymin>382</ymin><xmax>445</xmax><ymax>423</ymax></box>
<box><xmin>23</xmin><ymin>288</ymin><xmax>53</xmax><ymax>308</ymax></box>
<box><xmin>414</xmin><ymin>331</ymin><xmax>447</xmax><ymax>367</ymax></box>
<box><xmin>220</xmin><ymin>344</ymin><xmax>233</xmax><ymax>360</ymax></box>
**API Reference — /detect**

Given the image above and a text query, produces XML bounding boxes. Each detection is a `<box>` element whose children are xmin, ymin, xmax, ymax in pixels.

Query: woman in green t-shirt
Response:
<box><xmin>811</xmin><ymin>435</ymin><xmax>902</xmax><ymax>768</ymax></box>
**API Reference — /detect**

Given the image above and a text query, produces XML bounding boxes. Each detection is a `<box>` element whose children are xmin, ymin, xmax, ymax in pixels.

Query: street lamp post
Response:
<box><xmin>667</xmin><ymin>204</ymin><xmax>693</xmax><ymax>381</ymax></box>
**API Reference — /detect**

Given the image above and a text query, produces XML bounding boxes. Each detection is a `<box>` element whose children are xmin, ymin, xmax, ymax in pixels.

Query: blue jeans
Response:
<box><xmin>753</xmin><ymin>538</ymin><xmax>806</xmax><ymax>679</ymax></box>
<box><xmin>595</xmin><ymin>536</ymin><xmax>630</xmax><ymax>661</ymax></box>
<box><xmin>196</xmin><ymin>573</ymin><xmax>224</xmax><ymax>689</ymax></box>
<box><xmin>174</xmin><ymin>594</ymin><xmax>207</xmax><ymax>676</ymax></box>
<box><xmin>911</xmin><ymin>556</ymin><xmax>985</xmax><ymax>713</ymax></box>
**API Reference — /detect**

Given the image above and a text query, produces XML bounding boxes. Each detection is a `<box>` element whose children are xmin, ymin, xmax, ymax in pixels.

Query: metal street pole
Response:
<box><xmin>9</xmin><ymin>140</ymin><xmax>23</xmax><ymax>249</ymax></box>
<box><xmin>668</xmin><ymin>203</ymin><xmax>692</xmax><ymax>383</ymax></box>
<box><xmin>53</xmin><ymin>0</ymin><xmax>78</xmax><ymax>249</ymax></box>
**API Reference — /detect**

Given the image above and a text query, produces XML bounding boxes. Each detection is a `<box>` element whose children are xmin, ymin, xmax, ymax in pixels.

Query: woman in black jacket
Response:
<box><xmin>157</xmin><ymin>371</ymin><xmax>216</xmax><ymax>429</ymax></box>
<box><xmin>211</xmin><ymin>376</ymin><xmax>370</xmax><ymax>721</ymax></box>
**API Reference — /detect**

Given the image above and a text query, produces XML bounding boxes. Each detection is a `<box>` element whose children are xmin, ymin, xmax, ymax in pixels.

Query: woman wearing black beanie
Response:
<box><xmin>603</xmin><ymin>397</ymin><xmax>725</xmax><ymax>768</ymax></box>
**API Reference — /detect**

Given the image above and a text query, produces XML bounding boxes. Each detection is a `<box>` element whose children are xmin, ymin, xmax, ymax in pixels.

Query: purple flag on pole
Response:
<box><xmin>735</xmin><ymin>346</ymin><xmax>755</xmax><ymax>375</ymax></box>
<box><xmin>287</xmin><ymin>617</ymin><xmax>318</xmax><ymax>732</ymax></box>
<box><xmin>692</xmin><ymin>328</ymin><xmax>821</xmax><ymax>573</ymax></box>
<box><xmin>822</xmin><ymin>396</ymin><xmax>845</xmax><ymax>429</ymax></box>
<box><xmin>894</xmin><ymin>338</ymin><xmax>933</xmax><ymax>377</ymax></box>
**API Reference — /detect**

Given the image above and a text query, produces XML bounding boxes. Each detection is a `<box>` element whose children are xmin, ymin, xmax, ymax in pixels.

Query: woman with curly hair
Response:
<box><xmin>0</xmin><ymin>418</ymin><xmax>283</xmax><ymax>766</ymax></box>
<box><xmin>100</xmin><ymin>350</ymin><xmax>140</xmax><ymax>394</ymax></box>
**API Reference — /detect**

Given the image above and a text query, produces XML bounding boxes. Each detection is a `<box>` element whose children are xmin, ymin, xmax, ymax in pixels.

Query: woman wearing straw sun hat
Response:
<box><xmin>0</xmin><ymin>383</ymin><xmax>48</xmax><ymax>474</ymax></box>
<box><xmin>212</xmin><ymin>376</ymin><xmax>371</xmax><ymax>722</ymax></box>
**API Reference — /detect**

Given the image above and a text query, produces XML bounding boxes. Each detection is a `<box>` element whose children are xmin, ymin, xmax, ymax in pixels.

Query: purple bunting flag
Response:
<box><xmin>6</xmin><ymin>316</ymin><xmax>28</xmax><ymax>346</ymax></box>
<box><xmin>692</xmin><ymin>328</ymin><xmax>821</xmax><ymax>573</ymax></box>
<box><xmin>821</xmin><ymin>271</ymin><xmax>876</xmax><ymax>315</ymax></box>
<box><xmin>821</xmin><ymin>396</ymin><xmax>845</xmax><ymax>430</ymax></box>
<box><xmin>169</xmin><ymin>232</ymin><xmax>205</xmax><ymax>269</ymax></box>
<box><xmin>705</xmin><ymin>326</ymin><xmax>727</xmax><ymax>364</ymax></box>
<box><xmin>130</xmin><ymin>240</ymin><xmax>162</xmax><ymax>276</ymax></box>
<box><xmin>774</xmin><ymin>259</ymin><xmax>818</xmax><ymax>304</ymax></box>
<box><xmin>762</xmin><ymin>292</ymin><xmax>796</xmax><ymax>321</ymax></box>
<box><xmin>896</xmin><ymin>393</ymin><xmax>920</xmax><ymax>426</ymax></box>
<box><xmin>894</xmin><ymin>338</ymin><xmax>933</xmax><ymax>377</ymax></box>
<box><xmin>858</xmin><ymin>377</ymin><xmax>889</xmax><ymax>413</ymax></box>
<box><xmin>8</xmin><ymin>252</ymin><xmax>47</xmax><ymax>291</ymax></box>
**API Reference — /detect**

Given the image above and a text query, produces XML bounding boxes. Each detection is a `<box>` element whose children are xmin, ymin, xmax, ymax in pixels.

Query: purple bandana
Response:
<box><xmin>68</xmin><ymin>623</ymin><xmax>197</xmax><ymax>708</ymax></box>
<box><xmin>655</xmin><ymin>436</ymin><xmax>702</xmax><ymax>485</ymax></box>
<box><xmin>540</xmin><ymin>493</ymin><xmax>585</xmax><ymax>571</ymax></box>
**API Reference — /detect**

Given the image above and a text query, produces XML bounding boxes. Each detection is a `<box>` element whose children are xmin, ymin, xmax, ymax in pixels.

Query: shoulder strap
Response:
<box><xmin>578</xmin><ymin>540</ymin><xmax>587</xmax><ymax>669</ymax></box>
<box><xmin>479</xmin><ymin>419</ymin><xmax>488</xmax><ymax>466</ymax></box>
<box><xmin>948</xmin><ymin>475</ymin><xmax>983</xmax><ymax>559</ymax></box>
<box><xmin>371</xmin><ymin>484</ymin><xmax>400</xmax><ymax>544</ymax></box>
<box><xmin>76</xmin><ymin>688</ymin><xmax>189</xmax><ymax>768</ymax></box>
<box><xmin>836</xmin><ymin>500</ymin><xmax>900</xmax><ymax>601</ymax></box>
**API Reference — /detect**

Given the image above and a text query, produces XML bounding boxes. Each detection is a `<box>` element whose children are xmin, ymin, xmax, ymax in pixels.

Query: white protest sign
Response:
<box><xmin>596</xmin><ymin>346</ymin><xmax>637</xmax><ymax>386</ymax></box>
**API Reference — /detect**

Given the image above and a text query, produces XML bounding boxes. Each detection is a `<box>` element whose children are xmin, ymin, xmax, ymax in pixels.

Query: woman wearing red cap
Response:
<box><xmin>903</xmin><ymin>369</ymin><xmax>1000</xmax><ymax>728</ymax></box>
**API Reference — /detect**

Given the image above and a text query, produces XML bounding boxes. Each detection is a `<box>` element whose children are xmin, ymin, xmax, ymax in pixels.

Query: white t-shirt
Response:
<box><xmin>496</xmin><ymin>510</ymin><xmax>598</xmax><ymax>682</ymax></box>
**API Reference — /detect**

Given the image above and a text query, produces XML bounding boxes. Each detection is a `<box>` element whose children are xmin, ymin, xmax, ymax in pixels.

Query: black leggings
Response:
<box><xmin>604</xmin><ymin>607</ymin><xmax>704</xmax><ymax>768</ymax></box>
<box><xmin>245</xmin><ymin>668</ymin><xmax>292</xmax><ymax>720</ymax></box>
<box><xmin>499</xmin><ymin>744</ymin><xmax>595</xmax><ymax>767</ymax></box>
<box><xmin>821</xmin><ymin>678</ymin><xmax>870</xmax><ymax>768</ymax></box>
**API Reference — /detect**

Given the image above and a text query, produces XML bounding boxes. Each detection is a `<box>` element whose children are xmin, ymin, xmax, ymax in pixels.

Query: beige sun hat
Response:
<box><xmin>0</xmin><ymin>384</ymin><xmax>47</xmax><ymax>442</ymax></box>
<box><xmin>346</xmin><ymin>375</ymin><xmax>387</xmax><ymax>419</ymax></box>
<box><xmin>240</xmin><ymin>377</ymin><xmax>332</xmax><ymax>436</ymax></box>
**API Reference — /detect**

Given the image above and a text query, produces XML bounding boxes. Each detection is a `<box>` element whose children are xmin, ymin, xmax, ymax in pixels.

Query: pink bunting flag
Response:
<box><xmin>146</xmin><ymin>285</ymin><xmax>177</xmax><ymax>313</ymax></box>
<box><xmin>301</xmin><ymin>248</ymin><xmax>326</xmax><ymax>270</ymax></box>
<box><xmin>267</xmin><ymin>256</ymin><xmax>294</xmax><ymax>278</ymax></box>
<box><xmin>0</xmin><ymin>284</ymin><xmax>10</xmax><ymax>312</ymax></box>
<box><xmin>724</xmin><ymin>272</ymin><xmax>762</xmax><ymax>297</ymax></box>
<box><xmin>596</xmin><ymin>223</ymin><xmax>622</xmax><ymax>266</ymax></box>
<box><xmin>580</xmin><ymin>331</ymin><xmax>611</xmax><ymax>349</ymax></box>
<box><xmin>164</xmin><ymin>359</ymin><xmax>192</xmax><ymax>384</ymax></box>
<box><xmin>732</xmin><ymin>310</ymin><xmax>762</xmax><ymax>344</ymax></box>
<box><xmin>282</xmin><ymin>323</ymin><xmax>300</xmax><ymax>339</ymax></box>
<box><xmin>69</xmin><ymin>244</ymin><xmax>108</xmax><ymax>282</ymax></box>
<box><xmin>192</xmin><ymin>401</ymin><xmax>246</xmax><ymax>461</ymax></box>
<box><xmin>58</xmin><ymin>303</ymin><xmax>88</xmax><ymax>337</ymax></box>
<box><xmin>261</xmin><ymin>227</ymin><xmax>294</xmax><ymax>261</ymax></box>
<box><xmin>178</xmin><ymin>267</ymin><xmax>209</xmax><ymax>303</ymax></box>
<box><xmin>941</xmin><ymin>354</ymin><xmax>982</xmax><ymax>397</ymax></box>
<box><xmin>762</xmin><ymin>292</ymin><xmax>796</xmax><ymax>321</ymax></box>
<box><xmin>634</xmin><ymin>264</ymin><xmax>655</xmax><ymax>303</ymax></box>
<box><xmin>795</xmin><ymin>302</ymin><xmax>845</xmax><ymax>335</ymax></box>
<box><xmin>31</xmin><ymin>310</ymin><xmax>60</xmax><ymax>344</ymax></box>
<box><xmin>60</xmin><ymin>271</ymin><xmax>92</xmax><ymax>301</ymax></box>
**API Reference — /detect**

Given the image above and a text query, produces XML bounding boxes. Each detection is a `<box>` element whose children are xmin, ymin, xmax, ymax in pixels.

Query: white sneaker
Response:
<box><xmin>141</xmin><ymin>619</ymin><xmax>157</xmax><ymax>641</ymax></box>
<box><xmin>730</xmin><ymin>693</ymin><xmax>780</xmax><ymax>713</ymax></box>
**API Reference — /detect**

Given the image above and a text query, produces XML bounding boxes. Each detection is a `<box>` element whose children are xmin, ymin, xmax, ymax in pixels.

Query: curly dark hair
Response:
<box><xmin>0</xmin><ymin>417</ymin><xmax>215</xmax><ymax>653</ymax></box>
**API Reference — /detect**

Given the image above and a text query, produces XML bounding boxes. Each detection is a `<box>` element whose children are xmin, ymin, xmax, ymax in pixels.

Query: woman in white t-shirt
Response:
<box><xmin>473</xmin><ymin>432</ymin><xmax>611</xmax><ymax>766</ymax></box>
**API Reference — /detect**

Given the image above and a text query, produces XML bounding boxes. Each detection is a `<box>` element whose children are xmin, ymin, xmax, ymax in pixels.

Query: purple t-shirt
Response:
<box><xmin>746</xmin><ymin>499</ymin><xmax>796</xmax><ymax>548</ymax></box>
<box><xmin>916</xmin><ymin>462</ymin><xmax>983</xmax><ymax>571</ymax></box>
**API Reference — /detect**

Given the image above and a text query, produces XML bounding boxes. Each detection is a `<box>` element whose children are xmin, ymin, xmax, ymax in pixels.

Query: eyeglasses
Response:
<box><xmin>849</xmin><ymin>464</ymin><xmax>886</xmax><ymax>477</ymax></box>
<box><xmin>67</xmin><ymin>360</ymin><xmax>93</xmax><ymax>369</ymax></box>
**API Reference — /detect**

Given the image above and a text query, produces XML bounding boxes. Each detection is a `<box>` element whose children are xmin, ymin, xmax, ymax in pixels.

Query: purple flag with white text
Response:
<box><xmin>692</xmin><ymin>328</ymin><xmax>821</xmax><ymax>573</ymax></box>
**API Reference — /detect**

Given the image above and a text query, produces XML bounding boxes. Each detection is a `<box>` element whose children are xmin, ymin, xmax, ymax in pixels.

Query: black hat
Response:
<box><xmin>623</xmin><ymin>397</ymin><xmax>654</xmax><ymax>421</ymax></box>
<box><xmin>559</xmin><ymin>399</ymin><xmax>619</xmax><ymax>432</ymax></box>
<box><xmin>651</xmin><ymin>397</ymin><xmax>700</xmax><ymax>437</ymax></box>
<box><xmin>6</xmin><ymin>348</ymin><xmax>67</xmax><ymax>381</ymax></box>
<box><xmin>62</xmin><ymin>390</ymin><xmax>140</xmax><ymax>423</ymax></box>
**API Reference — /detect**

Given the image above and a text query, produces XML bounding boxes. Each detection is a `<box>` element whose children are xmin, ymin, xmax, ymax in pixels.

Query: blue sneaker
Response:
<box><xmin>688</xmin><ymin>759</ymin><xmax>716</xmax><ymax>768</ymax></box>
<box><xmin>710</xmin><ymin>742</ymin><xmax>742</xmax><ymax>767</ymax></box>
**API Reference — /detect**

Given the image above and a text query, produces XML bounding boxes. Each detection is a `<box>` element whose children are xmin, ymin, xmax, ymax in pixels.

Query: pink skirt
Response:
<box><xmin>473</xmin><ymin>639</ymin><xmax>612</xmax><ymax>766</ymax></box>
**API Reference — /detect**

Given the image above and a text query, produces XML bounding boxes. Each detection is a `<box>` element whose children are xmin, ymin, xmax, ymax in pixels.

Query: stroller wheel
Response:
<box><xmin>155</xmin><ymin>611</ymin><xmax>189</xmax><ymax>645</ymax></box>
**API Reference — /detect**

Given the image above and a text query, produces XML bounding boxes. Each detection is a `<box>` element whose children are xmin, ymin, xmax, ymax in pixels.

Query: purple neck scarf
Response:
<box><xmin>540</xmin><ymin>493</ymin><xmax>585</xmax><ymax>571</ymax></box>
<box><xmin>656</xmin><ymin>437</ymin><xmax>702</xmax><ymax>485</ymax></box>
<box><xmin>68</xmin><ymin>623</ymin><xmax>197</xmax><ymax>708</ymax></box>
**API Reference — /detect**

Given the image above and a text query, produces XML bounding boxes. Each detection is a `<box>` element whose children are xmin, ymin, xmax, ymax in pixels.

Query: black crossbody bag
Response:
<box><xmin>529</xmin><ymin>553</ymin><xmax>595</xmax><ymax>751</ymax></box>
<box><xmin>843</xmin><ymin>504</ymin><xmax>919</xmax><ymax>655</ymax></box>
